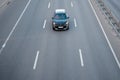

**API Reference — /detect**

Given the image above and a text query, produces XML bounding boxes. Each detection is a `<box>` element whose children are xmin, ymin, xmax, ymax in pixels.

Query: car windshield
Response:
<box><xmin>54</xmin><ymin>13</ymin><xmax>67</xmax><ymax>19</ymax></box>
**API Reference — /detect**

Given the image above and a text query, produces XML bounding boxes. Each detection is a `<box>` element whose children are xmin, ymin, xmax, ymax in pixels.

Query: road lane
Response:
<box><xmin>0</xmin><ymin>0</ymin><xmax>29</xmax><ymax>47</ymax></box>
<box><xmin>0</xmin><ymin>0</ymin><xmax>120</xmax><ymax>80</ymax></box>
<box><xmin>73</xmin><ymin>0</ymin><xmax>120</xmax><ymax>79</ymax></box>
<box><xmin>0</xmin><ymin>0</ymin><xmax>32</xmax><ymax>54</ymax></box>
<box><xmin>0</xmin><ymin>0</ymin><xmax>50</xmax><ymax>79</ymax></box>
<box><xmin>34</xmin><ymin>0</ymin><xmax>120</xmax><ymax>79</ymax></box>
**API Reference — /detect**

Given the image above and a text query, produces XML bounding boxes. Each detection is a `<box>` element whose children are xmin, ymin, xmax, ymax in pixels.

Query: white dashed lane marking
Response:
<box><xmin>74</xmin><ymin>18</ymin><xmax>77</xmax><ymax>27</ymax></box>
<box><xmin>43</xmin><ymin>19</ymin><xmax>47</xmax><ymax>29</ymax></box>
<box><xmin>33</xmin><ymin>51</ymin><xmax>40</xmax><ymax>70</ymax></box>
<box><xmin>71</xmin><ymin>1</ymin><xmax>73</xmax><ymax>7</ymax></box>
<box><xmin>48</xmin><ymin>2</ymin><xmax>50</xmax><ymax>8</ymax></box>
<box><xmin>79</xmin><ymin>49</ymin><xmax>84</xmax><ymax>67</ymax></box>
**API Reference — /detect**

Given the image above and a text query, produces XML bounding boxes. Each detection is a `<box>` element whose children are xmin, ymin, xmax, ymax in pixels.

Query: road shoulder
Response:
<box><xmin>0</xmin><ymin>0</ymin><xmax>11</xmax><ymax>8</ymax></box>
<box><xmin>90</xmin><ymin>0</ymin><xmax>120</xmax><ymax>67</ymax></box>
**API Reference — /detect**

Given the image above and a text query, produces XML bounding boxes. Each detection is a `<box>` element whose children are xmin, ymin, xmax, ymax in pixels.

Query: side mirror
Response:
<box><xmin>67</xmin><ymin>17</ymin><xmax>70</xmax><ymax>19</ymax></box>
<box><xmin>52</xmin><ymin>17</ymin><xmax>54</xmax><ymax>19</ymax></box>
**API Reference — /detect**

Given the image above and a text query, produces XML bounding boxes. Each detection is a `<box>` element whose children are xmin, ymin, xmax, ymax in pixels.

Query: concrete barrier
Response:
<box><xmin>96</xmin><ymin>0</ymin><xmax>120</xmax><ymax>36</ymax></box>
<box><xmin>0</xmin><ymin>0</ymin><xmax>11</xmax><ymax>8</ymax></box>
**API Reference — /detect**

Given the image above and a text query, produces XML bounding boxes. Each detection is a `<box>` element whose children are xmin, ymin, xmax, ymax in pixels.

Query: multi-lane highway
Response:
<box><xmin>0</xmin><ymin>0</ymin><xmax>120</xmax><ymax>80</ymax></box>
<box><xmin>103</xmin><ymin>0</ymin><xmax>120</xmax><ymax>20</ymax></box>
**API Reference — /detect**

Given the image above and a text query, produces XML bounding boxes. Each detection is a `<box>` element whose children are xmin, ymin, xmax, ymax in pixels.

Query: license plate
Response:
<box><xmin>59</xmin><ymin>26</ymin><xmax>63</xmax><ymax>28</ymax></box>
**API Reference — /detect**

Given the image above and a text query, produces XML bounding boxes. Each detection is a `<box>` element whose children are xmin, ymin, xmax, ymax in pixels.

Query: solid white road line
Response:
<box><xmin>43</xmin><ymin>19</ymin><xmax>47</xmax><ymax>29</ymax></box>
<box><xmin>71</xmin><ymin>1</ymin><xmax>73</xmax><ymax>7</ymax></box>
<box><xmin>48</xmin><ymin>2</ymin><xmax>50</xmax><ymax>8</ymax></box>
<box><xmin>79</xmin><ymin>49</ymin><xmax>84</xmax><ymax>67</ymax></box>
<box><xmin>33</xmin><ymin>51</ymin><xmax>40</xmax><ymax>70</ymax></box>
<box><xmin>88</xmin><ymin>0</ymin><xmax>120</xmax><ymax>69</ymax></box>
<box><xmin>2</xmin><ymin>43</ymin><xmax>6</xmax><ymax>48</ymax></box>
<box><xmin>0</xmin><ymin>0</ymin><xmax>32</xmax><ymax>54</ymax></box>
<box><xmin>74</xmin><ymin>18</ymin><xmax>77</xmax><ymax>27</ymax></box>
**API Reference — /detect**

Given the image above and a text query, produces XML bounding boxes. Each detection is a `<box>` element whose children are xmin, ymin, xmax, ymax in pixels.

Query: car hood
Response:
<box><xmin>53</xmin><ymin>19</ymin><xmax>67</xmax><ymax>24</ymax></box>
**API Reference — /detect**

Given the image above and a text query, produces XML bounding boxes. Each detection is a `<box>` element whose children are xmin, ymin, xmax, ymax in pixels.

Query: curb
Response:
<box><xmin>89</xmin><ymin>0</ymin><xmax>120</xmax><ymax>69</ymax></box>
<box><xmin>0</xmin><ymin>0</ymin><xmax>11</xmax><ymax>8</ymax></box>
<box><xmin>96</xmin><ymin>0</ymin><xmax>120</xmax><ymax>37</ymax></box>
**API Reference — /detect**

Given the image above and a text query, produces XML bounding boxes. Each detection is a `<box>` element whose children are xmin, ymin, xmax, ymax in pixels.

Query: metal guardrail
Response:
<box><xmin>96</xmin><ymin>0</ymin><xmax>120</xmax><ymax>37</ymax></box>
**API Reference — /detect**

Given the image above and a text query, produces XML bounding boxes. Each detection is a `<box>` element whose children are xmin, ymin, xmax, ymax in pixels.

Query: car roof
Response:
<box><xmin>55</xmin><ymin>9</ymin><xmax>66</xmax><ymax>13</ymax></box>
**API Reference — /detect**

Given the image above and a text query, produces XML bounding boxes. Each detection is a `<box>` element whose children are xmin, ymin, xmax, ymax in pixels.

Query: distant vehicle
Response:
<box><xmin>52</xmin><ymin>9</ymin><xmax>69</xmax><ymax>31</ymax></box>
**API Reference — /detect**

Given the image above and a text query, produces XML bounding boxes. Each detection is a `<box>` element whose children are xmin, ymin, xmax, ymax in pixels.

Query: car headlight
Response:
<box><xmin>53</xmin><ymin>22</ymin><xmax>56</xmax><ymax>26</ymax></box>
<box><xmin>66</xmin><ymin>21</ymin><xmax>69</xmax><ymax>25</ymax></box>
<box><xmin>66</xmin><ymin>21</ymin><xmax>68</xmax><ymax>25</ymax></box>
<box><xmin>53</xmin><ymin>22</ymin><xmax>56</xmax><ymax>25</ymax></box>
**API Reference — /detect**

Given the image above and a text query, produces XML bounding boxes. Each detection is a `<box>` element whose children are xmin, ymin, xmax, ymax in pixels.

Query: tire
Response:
<box><xmin>66</xmin><ymin>27</ymin><xmax>69</xmax><ymax>30</ymax></box>
<box><xmin>53</xmin><ymin>27</ymin><xmax>55</xmax><ymax>30</ymax></box>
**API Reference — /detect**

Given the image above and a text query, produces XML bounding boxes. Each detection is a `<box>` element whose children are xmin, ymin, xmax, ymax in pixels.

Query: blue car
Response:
<box><xmin>52</xmin><ymin>9</ymin><xmax>69</xmax><ymax>31</ymax></box>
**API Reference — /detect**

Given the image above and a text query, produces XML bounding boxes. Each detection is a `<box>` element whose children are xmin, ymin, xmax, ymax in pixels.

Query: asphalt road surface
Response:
<box><xmin>103</xmin><ymin>0</ymin><xmax>120</xmax><ymax>20</ymax></box>
<box><xmin>0</xmin><ymin>0</ymin><xmax>120</xmax><ymax>80</ymax></box>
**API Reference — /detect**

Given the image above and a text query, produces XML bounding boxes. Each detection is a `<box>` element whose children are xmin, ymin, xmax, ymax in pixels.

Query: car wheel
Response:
<box><xmin>66</xmin><ymin>27</ymin><xmax>69</xmax><ymax>30</ymax></box>
<box><xmin>53</xmin><ymin>27</ymin><xmax>55</xmax><ymax>30</ymax></box>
